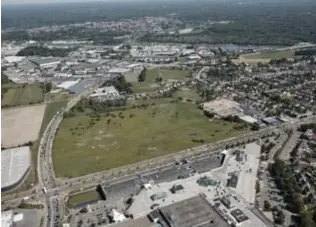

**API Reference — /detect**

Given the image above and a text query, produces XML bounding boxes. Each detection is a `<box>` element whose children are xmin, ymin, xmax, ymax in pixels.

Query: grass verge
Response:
<box><xmin>67</xmin><ymin>190</ymin><xmax>101</xmax><ymax>208</ymax></box>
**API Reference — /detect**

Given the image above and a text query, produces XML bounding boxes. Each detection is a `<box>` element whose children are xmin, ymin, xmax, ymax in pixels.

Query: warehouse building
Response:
<box><xmin>30</xmin><ymin>58</ymin><xmax>61</xmax><ymax>68</ymax></box>
<box><xmin>90</xmin><ymin>86</ymin><xmax>120</xmax><ymax>101</ymax></box>
<box><xmin>1</xmin><ymin>146</ymin><xmax>31</xmax><ymax>192</ymax></box>
<box><xmin>150</xmin><ymin>195</ymin><xmax>230</xmax><ymax>227</ymax></box>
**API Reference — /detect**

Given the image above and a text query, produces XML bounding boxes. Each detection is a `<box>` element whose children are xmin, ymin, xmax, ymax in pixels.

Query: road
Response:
<box><xmin>38</xmin><ymin>82</ymin><xmax>104</xmax><ymax>227</ymax></box>
<box><xmin>3</xmin><ymin>80</ymin><xmax>315</xmax><ymax>227</ymax></box>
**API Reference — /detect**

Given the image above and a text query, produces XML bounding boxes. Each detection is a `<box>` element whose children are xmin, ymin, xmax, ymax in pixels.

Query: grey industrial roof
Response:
<box><xmin>30</xmin><ymin>58</ymin><xmax>60</xmax><ymax>66</ymax></box>
<box><xmin>1</xmin><ymin>146</ymin><xmax>31</xmax><ymax>189</ymax></box>
<box><xmin>67</xmin><ymin>78</ymin><xmax>99</xmax><ymax>94</ymax></box>
<box><xmin>159</xmin><ymin>195</ymin><xmax>230</xmax><ymax>227</ymax></box>
<box><xmin>109</xmin><ymin>216</ymin><xmax>154</xmax><ymax>227</ymax></box>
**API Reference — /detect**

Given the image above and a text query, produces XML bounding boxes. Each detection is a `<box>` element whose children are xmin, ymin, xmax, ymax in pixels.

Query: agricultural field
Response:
<box><xmin>235</xmin><ymin>49</ymin><xmax>295</xmax><ymax>64</ymax></box>
<box><xmin>1</xmin><ymin>83</ymin><xmax>45</xmax><ymax>107</ymax></box>
<box><xmin>53</xmin><ymin>98</ymin><xmax>246</xmax><ymax>178</ymax></box>
<box><xmin>1</xmin><ymin>104</ymin><xmax>46</xmax><ymax>148</ymax></box>
<box><xmin>131</xmin><ymin>68</ymin><xmax>191</xmax><ymax>93</ymax></box>
<box><xmin>67</xmin><ymin>190</ymin><xmax>101</xmax><ymax>208</ymax></box>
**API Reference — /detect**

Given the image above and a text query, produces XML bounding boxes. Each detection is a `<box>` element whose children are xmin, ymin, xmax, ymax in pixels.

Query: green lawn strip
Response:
<box><xmin>53</xmin><ymin>100</ymin><xmax>245</xmax><ymax>178</ymax></box>
<box><xmin>67</xmin><ymin>190</ymin><xmax>101</xmax><ymax>208</ymax></box>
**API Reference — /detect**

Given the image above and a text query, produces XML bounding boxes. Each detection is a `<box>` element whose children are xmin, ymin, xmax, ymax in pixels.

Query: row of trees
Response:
<box><xmin>138</xmin><ymin>67</ymin><xmax>147</xmax><ymax>82</ymax></box>
<box><xmin>17</xmin><ymin>46</ymin><xmax>74</xmax><ymax>57</ymax></box>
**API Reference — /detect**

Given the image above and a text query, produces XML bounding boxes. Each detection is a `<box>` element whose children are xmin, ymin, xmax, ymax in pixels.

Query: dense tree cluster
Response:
<box><xmin>138</xmin><ymin>68</ymin><xmax>147</xmax><ymax>82</ymax></box>
<box><xmin>269</xmin><ymin>160</ymin><xmax>316</xmax><ymax>226</ymax></box>
<box><xmin>3</xmin><ymin>1</ymin><xmax>316</xmax><ymax>46</ymax></box>
<box><xmin>17</xmin><ymin>46</ymin><xmax>74</xmax><ymax>57</ymax></box>
<box><xmin>295</xmin><ymin>49</ymin><xmax>316</xmax><ymax>56</ymax></box>
<box><xmin>102</xmin><ymin>75</ymin><xmax>132</xmax><ymax>94</ymax></box>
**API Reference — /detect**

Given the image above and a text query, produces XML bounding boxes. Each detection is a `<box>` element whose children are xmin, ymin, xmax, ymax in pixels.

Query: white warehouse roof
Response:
<box><xmin>3</xmin><ymin>56</ymin><xmax>25</xmax><ymax>63</ymax></box>
<box><xmin>1</xmin><ymin>210</ymin><xmax>13</xmax><ymax>227</ymax></box>
<box><xmin>1</xmin><ymin>146</ymin><xmax>31</xmax><ymax>190</ymax></box>
<box><xmin>57</xmin><ymin>80</ymin><xmax>80</xmax><ymax>89</ymax></box>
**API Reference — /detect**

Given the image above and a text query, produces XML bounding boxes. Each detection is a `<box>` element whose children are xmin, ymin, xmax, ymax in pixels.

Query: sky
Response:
<box><xmin>1</xmin><ymin>0</ymin><xmax>297</xmax><ymax>5</ymax></box>
<box><xmin>1</xmin><ymin>0</ymin><xmax>235</xmax><ymax>5</ymax></box>
<box><xmin>2</xmin><ymin>0</ymin><xmax>116</xmax><ymax>5</ymax></box>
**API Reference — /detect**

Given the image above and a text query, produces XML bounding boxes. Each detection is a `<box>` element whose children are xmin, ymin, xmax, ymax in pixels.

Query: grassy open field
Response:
<box><xmin>67</xmin><ymin>190</ymin><xmax>101</xmax><ymax>208</ymax></box>
<box><xmin>173</xmin><ymin>88</ymin><xmax>202</xmax><ymax>102</ymax></box>
<box><xmin>124</xmin><ymin>71</ymin><xmax>140</xmax><ymax>83</ymax></box>
<box><xmin>53</xmin><ymin>99</ymin><xmax>246</xmax><ymax>178</ymax></box>
<box><xmin>1</xmin><ymin>83</ymin><xmax>45</xmax><ymax>107</ymax></box>
<box><xmin>243</xmin><ymin>49</ymin><xmax>294</xmax><ymax>59</ymax></box>
<box><xmin>235</xmin><ymin>49</ymin><xmax>295</xmax><ymax>64</ymax></box>
<box><xmin>2</xmin><ymin>104</ymin><xmax>46</xmax><ymax>148</ymax></box>
<box><xmin>45</xmin><ymin>92</ymin><xmax>71</xmax><ymax>103</ymax></box>
<box><xmin>132</xmin><ymin>68</ymin><xmax>191</xmax><ymax>93</ymax></box>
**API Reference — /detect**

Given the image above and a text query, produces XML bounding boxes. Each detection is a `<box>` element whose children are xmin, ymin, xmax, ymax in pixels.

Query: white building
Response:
<box><xmin>1</xmin><ymin>210</ymin><xmax>13</xmax><ymax>227</ymax></box>
<box><xmin>110</xmin><ymin>209</ymin><xmax>126</xmax><ymax>223</ymax></box>
<box><xmin>90</xmin><ymin>86</ymin><xmax>120</xmax><ymax>100</ymax></box>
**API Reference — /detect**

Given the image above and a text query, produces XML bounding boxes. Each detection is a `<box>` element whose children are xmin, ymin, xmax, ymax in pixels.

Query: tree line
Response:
<box><xmin>17</xmin><ymin>46</ymin><xmax>74</xmax><ymax>57</ymax></box>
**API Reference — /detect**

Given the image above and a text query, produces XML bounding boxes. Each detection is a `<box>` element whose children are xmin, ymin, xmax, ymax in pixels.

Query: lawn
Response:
<box><xmin>45</xmin><ymin>92</ymin><xmax>71</xmax><ymax>103</ymax></box>
<box><xmin>53</xmin><ymin>99</ymin><xmax>246</xmax><ymax>178</ymax></box>
<box><xmin>173</xmin><ymin>88</ymin><xmax>203</xmax><ymax>102</ymax></box>
<box><xmin>242</xmin><ymin>49</ymin><xmax>294</xmax><ymax>60</ymax></box>
<box><xmin>68</xmin><ymin>190</ymin><xmax>101</xmax><ymax>208</ymax></box>
<box><xmin>131</xmin><ymin>68</ymin><xmax>191</xmax><ymax>93</ymax></box>
<box><xmin>2</xmin><ymin>83</ymin><xmax>45</xmax><ymax>107</ymax></box>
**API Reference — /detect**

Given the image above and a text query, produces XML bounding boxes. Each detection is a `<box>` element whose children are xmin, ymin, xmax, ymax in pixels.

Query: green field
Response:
<box><xmin>242</xmin><ymin>49</ymin><xmax>294</xmax><ymax>60</ymax></box>
<box><xmin>2</xmin><ymin>83</ymin><xmax>45</xmax><ymax>107</ymax></box>
<box><xmin>132</xmin><ymin>68</ymin><xmax>191</xmax><ymax>93</ymax></box>
<box><xmin>68</xmin><ymin>190</ymin><xmax>101</xmax><ymax>208</ymax></box>
<box><xmin>46</xmin><ymin>92</ymin><xmax>71</xmax><ymax>103</ymax></box>
<box><xmin>173</xmin><ymin>88</ymin><xmax>202</xmax><ymax>102</ymax></box>
<box><xmin>53</xmin><ymin>99</ymin><xmax>246</xmax><ymax>178</ymax></box>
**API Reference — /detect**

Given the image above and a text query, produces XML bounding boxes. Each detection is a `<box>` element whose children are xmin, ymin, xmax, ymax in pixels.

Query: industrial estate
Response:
<box><xmin>1</xmin><ymin>1</ymin><xmax>316</xmax><ymax>227</ymax></box>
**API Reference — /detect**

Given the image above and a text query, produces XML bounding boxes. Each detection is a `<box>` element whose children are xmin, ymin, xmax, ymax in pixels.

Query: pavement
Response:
<box><xmin>69</xmin><ymin>153</ymin><xmax>222</xmax><ymax>226</ymax></box>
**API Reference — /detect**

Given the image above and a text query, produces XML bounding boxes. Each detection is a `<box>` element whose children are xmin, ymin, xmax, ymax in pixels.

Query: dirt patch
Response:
<box><xmin>1</xmin><ymin>104</ymin><xmax>46</xmax><ymax>148</ymax></box>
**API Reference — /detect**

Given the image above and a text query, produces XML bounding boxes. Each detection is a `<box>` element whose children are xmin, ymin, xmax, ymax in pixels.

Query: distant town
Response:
<box><xmin>2</xmin><ymin>1</ymin><xmax>316</xmax><ymax>227</ymax></box>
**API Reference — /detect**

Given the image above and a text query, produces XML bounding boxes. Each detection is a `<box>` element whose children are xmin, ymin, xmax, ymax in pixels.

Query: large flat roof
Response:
<box><xmin>67</xmin><ymin>78</ymin><xmax>99</xmax><ymax>94</ymax></box>
<box><xmin>236</xmin><ymin>143</ymin><xmax>261</xmax><ymax>204</ymax></box>
<box><xmin>109</xmin><ymin>216</ymin><xmax>154</xmax><ymax>227</ymax></box>
<box><xmin>160</xmin><ymin>195</ymin><xmax>230</xmax><ymax>227</ymax></box>
<box><xmin>1</xmin><ymin>146</ymin><xmax>31</xmax><ymax>190</ymax></box>
<box><xmin>30</xmin><ymin>58</ymin><xmax>60</xmax><ymax>66</ymax></box>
